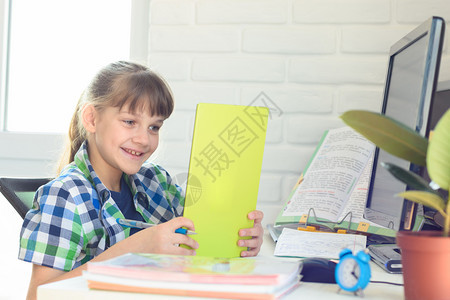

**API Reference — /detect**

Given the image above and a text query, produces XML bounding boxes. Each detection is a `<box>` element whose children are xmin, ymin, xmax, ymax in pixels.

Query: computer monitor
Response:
<box><xmin>364</xmin><ymin>16</ymin><xmax>445</xmax><ymax>231</ymax></box>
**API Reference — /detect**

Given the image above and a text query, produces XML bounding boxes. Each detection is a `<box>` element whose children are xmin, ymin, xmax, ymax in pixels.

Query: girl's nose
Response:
<box><xmin>132</xmin><ymin>127</ymin><xmax>150</xmax><ymax>145</ymax></box>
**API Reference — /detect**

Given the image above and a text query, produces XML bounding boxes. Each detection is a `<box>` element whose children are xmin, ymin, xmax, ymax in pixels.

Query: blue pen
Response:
<box><xmin>116</xmin><ymin>218</ymin><xmax>197</xmax><ymax>235</ymax></box>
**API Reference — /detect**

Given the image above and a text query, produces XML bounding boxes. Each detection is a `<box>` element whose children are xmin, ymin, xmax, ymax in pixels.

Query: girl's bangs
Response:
<box><xmin>110</xmin><ymin>71</ymin><xmax>174</xmax><ymax>118</ymax></box>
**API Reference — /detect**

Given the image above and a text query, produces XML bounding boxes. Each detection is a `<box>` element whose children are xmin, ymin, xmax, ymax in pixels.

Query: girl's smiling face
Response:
<box><xmin>84</xmin><ymin>101</ymin><xmax>164</xmax><ymax>191</ymax></box>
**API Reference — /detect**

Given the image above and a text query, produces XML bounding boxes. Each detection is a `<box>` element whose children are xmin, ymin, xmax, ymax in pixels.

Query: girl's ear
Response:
<box><xmin>81</xmin><ymin>104</ymin><xmax>97</xmax><ymax>134</ymax></box>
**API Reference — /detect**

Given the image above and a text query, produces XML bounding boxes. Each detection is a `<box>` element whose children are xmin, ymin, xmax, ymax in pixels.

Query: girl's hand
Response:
<box><xmin>130</xmin><ymin>217</ymin><xmax>199</xmax><ymax>256</ymax></box>
<box><xmin>238</xmin><ymin>210</ymin><xmax>264</xmax><ymax>257</ymax></box>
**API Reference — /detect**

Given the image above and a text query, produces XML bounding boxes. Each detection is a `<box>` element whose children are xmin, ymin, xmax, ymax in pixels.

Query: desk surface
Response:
<box><xmin>38</xmin><ymin>232</ymin><xmax>404</xmax><ymax>300</ymax></box>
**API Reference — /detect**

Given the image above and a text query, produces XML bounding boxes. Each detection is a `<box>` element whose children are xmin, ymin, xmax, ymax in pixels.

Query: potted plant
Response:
<box><xmin>340</xmin><ymin>109</ymin><xmax>450</xmax><ymax>300</ymax></box>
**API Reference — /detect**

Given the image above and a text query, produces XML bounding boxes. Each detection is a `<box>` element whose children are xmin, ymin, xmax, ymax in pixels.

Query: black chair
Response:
<box><xmin>0</xmin><ymin>177</ymin><xmax>51</xmax><ymax>219</ymax></box>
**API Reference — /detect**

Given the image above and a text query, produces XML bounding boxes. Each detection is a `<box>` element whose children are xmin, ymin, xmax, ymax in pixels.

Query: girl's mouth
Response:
<box><xmin>123</xmin><ymin>148</ymin><xmax>143</xmax><ymax>156</ymax></box>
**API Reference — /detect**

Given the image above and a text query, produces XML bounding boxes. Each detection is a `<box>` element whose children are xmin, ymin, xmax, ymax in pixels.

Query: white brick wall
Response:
<box><xmin>396</xmin><ymin>0</ymin><xmax>450</xmax><ymax>23</ymax></box>
<box><xmin>148</xmin><ymin>0</ymin><xmax>450</xmax><ymax>225</ymax></box>
<box><xmin>196</xmin><ymin>0</ymin><xmax>288</xmax><ymax>24</ymax></box>
<box><xmin>288</xmin><ymin>57</ymin><xmax>387</xmax><ymax>84</ymax></box>
<box><xmin>293</xmin><ymin>0</ymin><xmax>391</xmax><ymax>24</ymax></box>
<box><xmin>242</xmin><ymin>27</ymin><xmax>336</xmax><ymax>54</ymax></box>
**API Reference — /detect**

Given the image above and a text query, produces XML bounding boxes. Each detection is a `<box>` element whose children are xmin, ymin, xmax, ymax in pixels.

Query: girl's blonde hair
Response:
<box><xmin>57</xmin><ymin>61</ymin><xmax>174</xmax><ymax>173</ymax></box>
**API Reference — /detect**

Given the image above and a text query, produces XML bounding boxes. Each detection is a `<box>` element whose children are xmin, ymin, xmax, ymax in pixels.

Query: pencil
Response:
<box><xmin>117</xmin><ymin>218</ymin><xmax>197</xmax><ymax>235</ymax></box>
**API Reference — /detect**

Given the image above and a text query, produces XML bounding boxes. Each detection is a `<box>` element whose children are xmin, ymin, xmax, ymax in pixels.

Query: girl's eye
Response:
<box><xmin>149</xmin><ymin>125</ymin><xmax>160</xmax><ymax>133</ymax></box>
<box><xmin>123</xmin><ymin>120</ymin><xmax>135</xmax><ymax>126</ymax></box>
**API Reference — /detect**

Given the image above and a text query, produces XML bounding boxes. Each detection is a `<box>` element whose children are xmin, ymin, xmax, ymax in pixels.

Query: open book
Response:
<box><xmin>275</xmin><ymin>127</ymin><xmax>396</xmax><ymax>237</ymax></box>
<box><xmin>84</xmin><ymin>253</ymin><xmax>301</xmax><ymax>299</ymax></box>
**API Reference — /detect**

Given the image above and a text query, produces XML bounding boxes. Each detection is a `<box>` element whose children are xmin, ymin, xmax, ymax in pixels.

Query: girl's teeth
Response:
<box><xmin>127</xmin><ymin>149</ymin><xmax>141</xmax><ymax>155</ymax></box>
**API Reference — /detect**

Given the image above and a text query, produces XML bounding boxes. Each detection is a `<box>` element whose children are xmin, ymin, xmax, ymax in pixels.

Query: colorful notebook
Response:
<box><xmin>84</xmin><ymin>253</ymin><xmax>301</xmax><ymax>299</ymax></box>
<box><xmin>183</xmin><ymin>103</ymin><xmax>269</xmax><ymax>257</ymax></box>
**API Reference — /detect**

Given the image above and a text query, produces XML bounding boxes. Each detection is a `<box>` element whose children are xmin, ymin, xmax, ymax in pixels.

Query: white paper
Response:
<box><xmin>274</xmin><ymin>228</ymin><xmax>367</xmax><ymax>259</ymax></box>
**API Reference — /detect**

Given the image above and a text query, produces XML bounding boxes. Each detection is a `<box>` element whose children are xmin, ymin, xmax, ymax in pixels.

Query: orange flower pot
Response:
<box><xmin>396</xmin><ymin>231</ymin><xmax>450</xmax><ymax>300</ymax></box>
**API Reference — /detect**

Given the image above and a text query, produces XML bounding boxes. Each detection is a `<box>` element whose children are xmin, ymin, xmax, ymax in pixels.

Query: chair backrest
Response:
<box><xmin>0</xmin><ymin>177</ymin><xmax>51</xmax><ymax>219</ymax></box>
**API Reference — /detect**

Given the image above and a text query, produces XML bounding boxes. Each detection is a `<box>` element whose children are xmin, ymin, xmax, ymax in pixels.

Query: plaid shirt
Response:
<box><xmin>18</xmin><ymin>141</ymin><xmax>184</xmax><ymax>271</ymax></box>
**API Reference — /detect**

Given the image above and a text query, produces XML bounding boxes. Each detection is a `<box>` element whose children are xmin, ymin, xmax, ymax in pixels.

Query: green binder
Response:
<box><xmin>183</xmin><ymin>103</ymin><xmax>269</xmax><ymax>257</ymax></box>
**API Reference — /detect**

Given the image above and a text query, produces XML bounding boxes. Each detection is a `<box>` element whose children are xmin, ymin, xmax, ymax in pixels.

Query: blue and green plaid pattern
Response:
<box><xmin>19</xmin><ymin>141</ymin><xmax>184</xmax><ymax>271</ymax></box>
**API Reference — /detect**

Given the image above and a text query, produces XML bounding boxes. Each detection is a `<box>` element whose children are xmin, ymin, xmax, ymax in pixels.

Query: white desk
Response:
<box><xmin>38</xmin><ymin>232</ymin><xmax>404</xmax><ymax>299</ymax></box>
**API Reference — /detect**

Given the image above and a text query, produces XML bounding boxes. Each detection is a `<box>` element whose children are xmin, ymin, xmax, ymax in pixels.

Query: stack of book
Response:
<box><xmin>83</xmin><ymin>253</ymin><xmax>302</xmax><ymax>300</ymax></box>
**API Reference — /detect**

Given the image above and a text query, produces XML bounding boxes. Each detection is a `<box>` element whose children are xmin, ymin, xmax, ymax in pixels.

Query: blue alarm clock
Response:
<box><xmin>335</xmin><ymin>248</ymin><xmax>371</xmax><ymax>295</ymax></box>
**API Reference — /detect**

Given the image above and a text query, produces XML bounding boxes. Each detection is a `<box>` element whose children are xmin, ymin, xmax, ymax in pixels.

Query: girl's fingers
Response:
<box><xmin>169</xmin><ymin>216</ymin><xmax>196</xmax><ymax>232</ymax></box>
<box><xmin>239</xmin><ymin>223</ymin><xmax>263</xmax><ymax>238</ymax></box>
<box><xmin>172</xmin><ymin>245</ymin><xmax>197</xmax><ymax>256</ymax></box>
<box><xmin>239</xmin><ymin>238</ymin><xmax>262</xmax><ymax>257</ymax></box>
<box><xmin>241</xmin><ymin>247</ymin><xmax>260</xmax><ymax>257</ymax></box>
<box><xmin>239</xmin><ymin>236</ymin><xmax>262</xmax><ymax>248</ymax></box>
<box><xmin>174</xmin><ymin>234</ymin><xmax>199</xmax><ymax>250</ymax></box>
<box><xmin>248</xmin><ymin>210</ymin><xmax>264</xmax><ymax>222</ymax></box>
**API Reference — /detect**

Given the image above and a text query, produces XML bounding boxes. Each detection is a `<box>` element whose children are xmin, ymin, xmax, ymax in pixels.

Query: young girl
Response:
<box><xmin>19</xmin><ymin>61</ymin><xmax>264</xmax><ymax>300</ymax></box>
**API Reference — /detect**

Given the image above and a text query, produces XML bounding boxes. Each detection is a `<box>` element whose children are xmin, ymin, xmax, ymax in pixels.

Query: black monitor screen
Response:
<box><xmin>364</xmin><ymin>17</ymin><xmax>445</xmax><ymax>231</ymax></box>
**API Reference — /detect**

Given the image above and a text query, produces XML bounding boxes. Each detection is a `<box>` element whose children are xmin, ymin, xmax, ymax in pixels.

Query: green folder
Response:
<box><xmin>183</xmin><ymin>103</ymin><xmax>269</xmax><ymax>258</ymax></box>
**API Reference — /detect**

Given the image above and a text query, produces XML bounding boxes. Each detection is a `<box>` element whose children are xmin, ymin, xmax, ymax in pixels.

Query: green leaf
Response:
<box><xmin>397</xmin><ymin>191</ymin><xmax>446</xmax><ymax>216</ymax></box>
<box><xmin>427</xmin><ymin>109</ymin><xmax>450</xmax><ymax>191</ymax></box>
<box><xmin>381</xmin><ymin>162</ymin><xmax>439</xmax><ymax>195</ymax></box>
<box><xmin>340</xmin><ymin>110</ymin><xmax>428</xmax><ymax>166</ymax></box>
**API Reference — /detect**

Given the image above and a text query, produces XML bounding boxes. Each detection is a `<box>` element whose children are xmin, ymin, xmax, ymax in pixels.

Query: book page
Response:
<box><xmin>282</xmin><ymin>127</ymin><xmax>374</xmax><ymax>222</ymax></box>
<box><xmin>274</xmin><ymin>228</ymin><xmax>366</xmax><ymax>259</ymax></box>
<box><xmin>339</xmin><ymin>158</ymin><xmax>373</xmax><ymax>223</ymax></box>
<box><xmin>337</xmin><ymin>158</ymin><xmax>395</xmax><ymax>234</ymax></box>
